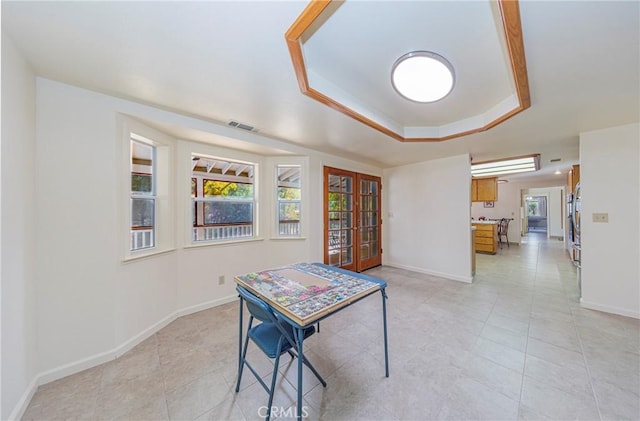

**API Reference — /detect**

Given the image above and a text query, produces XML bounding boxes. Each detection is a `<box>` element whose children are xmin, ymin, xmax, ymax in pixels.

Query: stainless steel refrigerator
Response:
<box><xmin>571</xmin><ymin>183</ymin><xmax>582</xmax><ymax>294</ymax></box>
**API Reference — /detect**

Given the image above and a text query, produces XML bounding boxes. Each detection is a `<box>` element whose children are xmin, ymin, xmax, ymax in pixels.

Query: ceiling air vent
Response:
<box><xmin>228</xmin><ymin>120</ymin><xmax>257</xmax><ymax>132</ymax></box>
<box><xmin>549</xmin><ymin>158</ymin><xmax>562</xmax><ymax>163</ymax></box>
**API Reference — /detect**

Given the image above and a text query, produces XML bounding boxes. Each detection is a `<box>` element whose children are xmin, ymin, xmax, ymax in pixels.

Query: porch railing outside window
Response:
<box><xmin>278</xmin><ymin>219</ymin><xmax>300</xmax><ymax>236</ymax></box>
<box><xmin>131</xmin><ymin>228</ymin><xmax>154</xmax><ymax>250</ymax></box>
<box><xmin>193</xmin><ymin>223</ymin><xmax>253</xmax><ymax>241</ymax></box>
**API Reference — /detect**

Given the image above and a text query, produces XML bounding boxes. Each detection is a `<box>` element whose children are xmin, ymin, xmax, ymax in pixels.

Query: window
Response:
<box><xmin>526</xmin><ymin>196</ymin><xmax>547</xmax><ymax>217</ymax></box>
<box><xmin>121</xmin><ymin>119</ymin><xmax>174</xmax><ymax>261</ymax></box>
<box><xmin>191</xmin><ymin>154</ymin><xmax>256</xmax><ymax>242</ymax></box>
<box><xmin>276</xmin><ymin>165</ymin><xmax>301</xmax><ymax>236</ymax></box>
<box><xmin>130</xmin><ymin>139</ymin><xmax>155</xmax><ymax>251</ymax></box>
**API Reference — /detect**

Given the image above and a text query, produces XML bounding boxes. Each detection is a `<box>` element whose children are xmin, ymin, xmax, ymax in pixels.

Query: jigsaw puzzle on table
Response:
<box><xmin>235</xmin><ymin>263</ymin><xmax>380</xmax><ymax>324</ymax></box>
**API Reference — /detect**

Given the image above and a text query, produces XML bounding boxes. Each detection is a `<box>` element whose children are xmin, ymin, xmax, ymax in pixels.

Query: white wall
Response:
<box><xmin>35</xmin><ymin>78</ymin><xmax>119</xmax><ymax>373</ymax></box>
<box><xmin>580</xmin><ymin>123</ymin><xmax>640</xmax><ymax>319</ymax></box>
<box><xmin>384</xmin><ymin>154</ymin><xmax>472</xmax><ymax>282</ymax></box>
<box><xmin>35</xmin><ymin>78</ymin><xmax>382</xmax><ymax>366</ymax></box>
<box><xmin>5</xmin><ymin>77</ymin><xmax>382</xmax><ymax>417</ymax></box>
<box><xmin>1</xmin><ymin>33</ymin><xmax>38</xmax><ymax>420</ymax></box>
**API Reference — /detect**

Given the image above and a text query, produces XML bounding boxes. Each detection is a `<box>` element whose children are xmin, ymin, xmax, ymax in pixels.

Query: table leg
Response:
<box><xmin>295</xmin><ymin>327</ymin><xmax>304</xmax><ymax>420</ymax></box>
<box><xmin>381</xmin><ymin>288</ymin><xmax>389</xmax><ymax>377</ymax></box>
<box><xmin>237</xmin><ymin>296</ymin><xmax>244</xmax><ymax>390</ymax></box>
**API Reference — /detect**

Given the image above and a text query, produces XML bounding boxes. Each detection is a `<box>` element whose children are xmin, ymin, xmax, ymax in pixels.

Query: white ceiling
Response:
<box><xmin>2</xmin><ymin>1</ymin><xmax>638</xmax><ymax>183</ymax></box>
<box><xmin>302</xmin><ymin>1</ymin><xmax>514</xmax><ymax>127</ymax></box>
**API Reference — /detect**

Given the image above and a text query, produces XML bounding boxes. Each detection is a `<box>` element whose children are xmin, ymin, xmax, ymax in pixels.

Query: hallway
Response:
<box><xmin>22</xmin><ymin>236</ymin><xmax>639</xmax><ymax>420</ymax></box>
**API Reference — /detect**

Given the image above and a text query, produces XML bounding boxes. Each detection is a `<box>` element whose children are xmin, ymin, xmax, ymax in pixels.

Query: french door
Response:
<box><xmin>323</xmin><ymin>167</ymin><xmax>382</xmax><ymax>272</ymax></box>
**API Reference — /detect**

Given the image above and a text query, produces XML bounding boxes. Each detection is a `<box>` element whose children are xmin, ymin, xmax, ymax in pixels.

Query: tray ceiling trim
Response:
<box><xmin>285</xmin><ymin>0</ymin><xmax>531</xmax><ymax>143</ymax></box>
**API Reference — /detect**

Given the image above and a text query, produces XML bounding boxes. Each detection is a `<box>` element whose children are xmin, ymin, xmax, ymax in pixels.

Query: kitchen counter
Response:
<box><xmin>472</xmin><ymin>222</ymin><xmax>498</xmax><ymax>254</ymax></box>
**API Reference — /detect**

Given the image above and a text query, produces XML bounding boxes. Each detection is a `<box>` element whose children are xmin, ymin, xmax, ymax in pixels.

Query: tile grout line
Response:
<box><xmin>569</xmin><ymin>286</ymin><xmax>604</xmax><ymax>421</ymax></box>
<box><xmin>550</xmin><ymin>243</ymin><xmax>604</xmax><ymax>420</ymax></box>
<box><xmin>516</xmin><ymin>239</ymin><xmax>538</xmax><ymax>417</ymax></box>
<box><xmin>525</xmin><ymin>241</ymin><xmax>603</xmax><ymax>420</ymax></box>
<box><xmin>157</xmin><ymin>333</ymin><xmax>172</xmax><ymax>420</ymax></box>
<box><xmin>469</xmin><ymin>282</ymin><xmax>523</xmax><ymax>405</ymax></box>
<box><xmin>25</xmin><ymin>237</ymin><xmax>633</xmax><ymax>421</ymax></box>
<box><xmin>91</xmin><ymin>364</ymin><xmax>106</xmax><ymax>420</ymax></box>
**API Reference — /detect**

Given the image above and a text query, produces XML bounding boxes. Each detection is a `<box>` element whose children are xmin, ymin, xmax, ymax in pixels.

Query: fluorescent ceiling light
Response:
<box><xmin>473</xmin><ymin>163</ymin><xmax>536</xmax><ymax>175</ymax></box>
<box><xmin>472</xmin><ymin>167</ymin><xmax>537</xmax><ymax>177</ymax></box>
<box><xmin>471</xmin><ymin>154</ymin><xmax>540</xmax><ymax>177</ymax></box>
<box><xmin>391</xmin><ymin>51</ymin><xmax>455</xmax><ymax>103</ymax></box>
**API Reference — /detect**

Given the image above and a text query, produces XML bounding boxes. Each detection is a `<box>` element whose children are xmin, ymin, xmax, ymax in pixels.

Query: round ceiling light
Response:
<box><xmin>391</xmin><ymin>51</ymin><xmax>455</xmax><ymax>103</ymax></box>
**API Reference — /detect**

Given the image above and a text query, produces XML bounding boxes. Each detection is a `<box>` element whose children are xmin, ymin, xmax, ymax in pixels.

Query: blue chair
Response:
<box><xmin>235</xmin><ymin>285</ymin><xmax>326</xmax><ymax>421</ymax></box>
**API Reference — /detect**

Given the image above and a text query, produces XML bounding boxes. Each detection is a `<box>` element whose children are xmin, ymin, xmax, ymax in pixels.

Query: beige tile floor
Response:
<box><xmin>23</xmin><ymin>233</ymin><xmax>640</xmax><ymax>420</ymax></box>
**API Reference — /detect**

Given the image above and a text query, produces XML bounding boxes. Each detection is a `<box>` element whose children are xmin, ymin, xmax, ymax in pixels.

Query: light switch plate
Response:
<box><xmin>592</xmin><ymin>213</ymin><xmax>608</xmax><ymax>223</ymax></box>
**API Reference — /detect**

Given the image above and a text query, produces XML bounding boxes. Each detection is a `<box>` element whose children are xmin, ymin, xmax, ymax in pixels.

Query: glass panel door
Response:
<box><xmin>324</xmin><ymin>167</ymin><xmax>355</xmax><ymax>271</ymax></box>
<box><xmin>324</xmin><ymin>167</ymin><xmax>382</xmax><ymax>272</ymax></box>
<box><xmin>357</xmin><ymin>173</ymin><xmax>382</xmax><ymax>271</ymax></box>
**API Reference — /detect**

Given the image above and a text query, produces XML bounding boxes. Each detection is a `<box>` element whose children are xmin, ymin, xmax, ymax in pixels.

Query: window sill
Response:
<box><xmin>184</xmin><ymin>237</ymin><xmax>265</xmax><ymax>249</ymax></box>
<box><xmin>122</xmin><ymin>247</ymin><xmax>176</xmax><ymax>264</ymax></box>
<box><xmin>269</xmin><ymin>236</ymin><xmax>308</xmax><ymax>241</ymax></box>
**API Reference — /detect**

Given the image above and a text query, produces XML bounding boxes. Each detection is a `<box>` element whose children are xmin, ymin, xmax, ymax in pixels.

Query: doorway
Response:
<box><xmin>526</xmin><ymin>195</ymin><xmax>548</xmax><ymax>233</ymax></box>
<box><xmin>323</xmin><ymin>166</ymin><xmax>382</xmax><ymax>272</ymax></box>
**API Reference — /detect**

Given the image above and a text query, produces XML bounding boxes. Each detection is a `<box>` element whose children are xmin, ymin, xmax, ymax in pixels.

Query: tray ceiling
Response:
<box><xmin>286</xmin><ymin>0</ymin><xmax>530</xmax><ymax>142</ymax></box>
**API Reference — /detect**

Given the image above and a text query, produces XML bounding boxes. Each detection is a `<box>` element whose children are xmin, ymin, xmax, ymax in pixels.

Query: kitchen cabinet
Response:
<box><xmin>472</xmin><ymin>177</ymin><xmax>498</xmax><ymax>202</ymax></box>
<box><xmin>472</xmin><ymin>222</ymin><xmax>498</xmax><ymax>254</ymax></box>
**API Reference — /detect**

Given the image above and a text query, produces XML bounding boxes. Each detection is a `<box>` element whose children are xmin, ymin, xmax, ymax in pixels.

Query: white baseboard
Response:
<box><xmin>8</xmin><ymin>377</ymin><xmax>38</xmax><ymax>421</ymax></box>
<box><xmin>175</xmin><ymin>295</ymin><xmax>238</xmax><ymax>319</ymax></box>
<box><xmin>112</xmin><ymin>294</ymin><xmax>238</xmax><ymax>360</ymax></box>
<box><xmin>112</xmin><ymin>312</ymin><xmax>178</xmax><ymax>360</ymax></box>
<box><xmin>8</xmin><ymin>294</ymin><xmax>238</xmax><ymax>420</ymax></box>
<box><xmin>385</xmin><ymin>262</ymin><xmax>473</xmax><ymax>283</ymax></box>
<box><xmin>37</xmin><ymin>347</ymin><xmax>117</xmax><ymax>386</ymax></box>
<box><xmin>580</xmin><ymin>298</ymin><xmax>640</xmax><ymax>320</ymax></box>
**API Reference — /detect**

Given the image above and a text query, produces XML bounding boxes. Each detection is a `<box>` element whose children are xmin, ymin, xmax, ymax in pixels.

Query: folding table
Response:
<box><xmin>235</xmin><ymin>262</ymin><xmax>389</xmax><ymax>420</ymax></box>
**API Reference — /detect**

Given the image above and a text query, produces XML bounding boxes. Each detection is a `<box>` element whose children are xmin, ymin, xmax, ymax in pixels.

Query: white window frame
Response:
<box><xmin>188</xmin><ymin>150</ymin><xmax>260</xmax><ymax>246</ymax></box>
<box><xmin>267</xmin><ymin>156</ymin><xmax>308</xmax><ymax>240</ymax></box>
<box><xmin>120</xmin><ymin>118</ymin><xmax>175</xmax><ymax>261</ymax></box>
<box><xmin>130</xmin><ymin>139</ymin><xmax>156</xmax><ymax>251</ymax></box>
<box><xmin>275</xmin><ymin>164</ymin><xmax>302</xmax><ymax>237</ymax></box>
